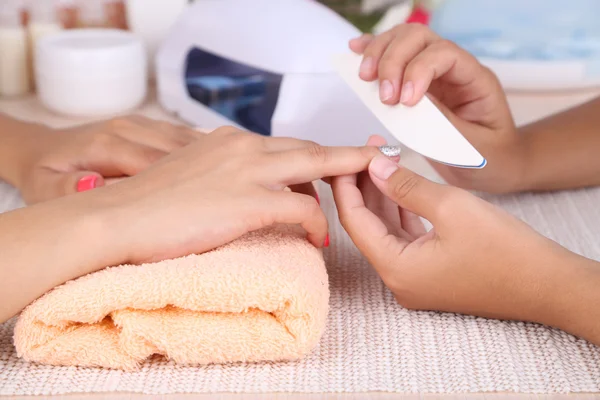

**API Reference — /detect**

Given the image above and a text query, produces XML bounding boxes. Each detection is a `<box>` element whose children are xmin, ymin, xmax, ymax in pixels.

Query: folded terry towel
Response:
<box><xmin>14</xmin><ymin>225</ymin><xmax>329</xmax><ymax>370</ymax></box>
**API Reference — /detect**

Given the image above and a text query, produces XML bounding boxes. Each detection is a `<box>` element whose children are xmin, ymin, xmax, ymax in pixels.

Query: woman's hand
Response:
<box><xmin>102</xmin><ymin>127</ymin><xmax>382</xmax><ymax>263</ymax></box>
<box><xmin>0</xmin><ymin>126</ymin><xmax>381</xmax><ymax>321</ymax></box>
<box><xmin>333</xmin><ymin>137</ymin><xmax>600</xmax><ymax>345</ymax></box>
<box><xmin>349</xmin><ymin>24</ymin><xmax>526</xmax><ymax>194</ymax></box>
<box><xmin>2</xmin><ymin>115</ymin><xmax>198</xmax><ymax>204</ymax></box>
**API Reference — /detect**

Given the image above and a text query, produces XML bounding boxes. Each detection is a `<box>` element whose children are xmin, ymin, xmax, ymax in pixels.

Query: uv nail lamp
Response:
<box><xmin>155</xmin><ymin>0</ymin><xmax>485</xmax><ymax>167</ymax></box>
<box><xmin>156</xmin><ymin>0</ymin><xmax>382</xmax><ymax>147</ymax></box>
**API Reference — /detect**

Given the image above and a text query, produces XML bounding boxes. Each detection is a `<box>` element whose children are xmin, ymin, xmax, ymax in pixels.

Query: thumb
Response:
<box><xmin>368</xmin><ymin>155</ymin><xmax>451</xmax><ymax>224</ymax></box>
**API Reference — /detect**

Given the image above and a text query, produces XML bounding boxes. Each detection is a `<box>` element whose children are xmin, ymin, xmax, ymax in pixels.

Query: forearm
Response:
<box><xmin>533</xmin><ymin>250</ymin><xmax>600</xmax><ymax>346</ymax></box>
<box><xmin>519</xmin><ymin>97</ymin><xmax>600</xmax><ymax>192</ymax></box>
<box><xmin>0</xmin><ymin>113</ymin><xmax>48</xmax><ymax>187</ymax></box>
<box><xmin>0</xmin><ymin>193</ymin><xmax>119</xmax><ymax>322</ymax></box>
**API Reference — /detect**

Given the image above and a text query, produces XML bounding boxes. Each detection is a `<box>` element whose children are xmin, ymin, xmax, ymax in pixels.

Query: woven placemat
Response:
<box><xmin>1</xmin><ymin>181</ymin><xmax>599</xmax><ymax>395</ymax></box>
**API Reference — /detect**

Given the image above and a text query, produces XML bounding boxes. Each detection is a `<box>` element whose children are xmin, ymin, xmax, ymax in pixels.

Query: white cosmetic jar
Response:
<box><xmin>35</xmin><ymin>29</ymin><xmax>147</xmax><ymax>117</ymax></box>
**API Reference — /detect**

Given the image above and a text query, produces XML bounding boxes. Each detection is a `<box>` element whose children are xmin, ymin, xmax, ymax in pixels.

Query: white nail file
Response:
<box><xmin>332</xmin><ymin>53</ymin><xmax>486</xmax><ymax>168</ymax></box>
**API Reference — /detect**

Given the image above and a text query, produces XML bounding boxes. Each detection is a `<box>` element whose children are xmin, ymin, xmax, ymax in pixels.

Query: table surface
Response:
<box><xmin>1</xmin><ymin>89</ymin><xmax>600</xmax><ymax>399</ymax></box>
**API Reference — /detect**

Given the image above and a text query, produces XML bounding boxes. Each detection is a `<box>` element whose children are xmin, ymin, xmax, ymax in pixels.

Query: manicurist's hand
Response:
<box><xmin>0</xmin><ymin>114</ymin><xmax>199</xmax><ymax>204</ymax></box>
<box><xmin>333</xmin><ymin>136</ymin><xmax>600</xmax><ymax>346</ymax></box>
<box><xmin>0</xmin><ymin>126</ymin><xmax>381</xmax><ymax>321</ymax></box>
<box><xmin>348</xmin><ymin>24</ymin><xmax>525</xmax><ymax>193</ymax></box>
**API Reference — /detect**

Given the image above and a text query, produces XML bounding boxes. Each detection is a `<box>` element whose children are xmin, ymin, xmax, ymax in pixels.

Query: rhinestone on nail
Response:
<box><xmin>378</xmin><ymin>145</ymin><xmax>401</xmax><ymax>157</ymax></box>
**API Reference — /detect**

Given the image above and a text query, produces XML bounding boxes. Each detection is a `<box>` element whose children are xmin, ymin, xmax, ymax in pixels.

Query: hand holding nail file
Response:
<box><xmin>332</xmin><ymin>53</ymin><xmax>487</xmax><ymax>169</ymax></box>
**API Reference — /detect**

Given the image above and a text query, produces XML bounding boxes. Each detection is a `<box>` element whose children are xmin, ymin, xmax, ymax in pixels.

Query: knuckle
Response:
<box><xmin>308</xmin><ymin>201</ymin><xmax>323</xmax><ymax>220</ymax></box>
<box><xmin>363</xmin><ymin>32</ymin><xmax>390</xmax><ymax>56</ymax></box>
<box><xmin>213</xmin><ymin>125</ymin><xmax>240</xmax><ymax>136</ymax></box>
<box><xmin>378</xmin><ymin>55</ymin><xmax>402</xmax><ymax>78</ymax></box>
<box><xmin>482</xmin><ymin>65</ymin><xmax>502</xmax><ymax>85</ymax></box>
<box><xmin>297</xmin><ymin>194</ymin><xmax>320</xmax><ymax>213</ymax></box>
<box><xmin>224</xmin><ymin>130</ymin><xmax>259</xmax><ymax>150</ymax></box>
<box><xmin>299</xmin><ymin>196</ymin><xmax>325</xmax><ymax>224</ymax></box>
<box><xmin>405</xmin><ymin>22</ymin><xmax>429</xmax><ymax>37</ymax></box>
<box><xmin>403</xmin><ymin>58</ymin><xmax>424</xmax><ymax>77</ymax></box>
<box><xmin>170</xmin><ymin>135</ymin><xmax>192</xmax><ymax>148</ymax></box>
<box><xmin>305</xmin><ymin>143</ymin><xmax>331</xmax><ymax>164</ymax></box>
<box><xmin>300</xmin><ymin>139</ymin><xmax>320</xmax><ymax>148</ymax></box>
<box><xmin>360</xmin><ymin>145</ymin><xmax>380</xmax><ymax>160</ymax></box>
<box><xmin>89</xmin><ymin>132</ymin><xmax>114</xmax><ymax>150</ymax></box>
<box><xmin>142</xmin><ymin>149</ymin><xmax>164</xmax><ymax>164</ymax></box>
<box><xmin>389</xmin><ymin>174</ymin><xmax>420</xmax><ymax>202</ymax></box>
<box><xmin>437</xmin><ymin>38</ymin><xmax>458</xmax><ymax>50</ymax></box>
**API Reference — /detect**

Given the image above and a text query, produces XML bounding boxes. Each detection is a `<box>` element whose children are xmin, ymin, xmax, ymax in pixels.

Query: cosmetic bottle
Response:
<box><xmin>27</xmin><ymin>0</ymin><xmax>63</xmax><ymax>88</ymax></box>
<box><xmin>0</xmin><ymin>0</ymin><xmax>30</xmax><ymax>97</ymax></box>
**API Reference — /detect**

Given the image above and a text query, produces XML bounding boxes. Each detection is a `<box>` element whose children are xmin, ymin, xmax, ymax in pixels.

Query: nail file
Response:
<box><xmin>331</xmin><ymin>53</ymin><xmax>486</xmax><ymax>168</ymax></box>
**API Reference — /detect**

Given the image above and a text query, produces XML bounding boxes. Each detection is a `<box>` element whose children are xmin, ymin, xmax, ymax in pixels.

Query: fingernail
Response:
<box><xmin>378</xmin><ymin>145</ymin><xmax>402</xmax><ymax>157</ymax></box>
<box><xmin>77</xmin><ymin>175</ymin><xmax>98</xmax><ymax>192</ymax></box>
<box><xmin>324</xmin><ymin>234</ymin><xmax>330</xmax><ymax>248</ymax></box>
<box><xmin>370</xmin><ymin>155</ymin><xmax>399</xmax><ymax>180</ymax></box>
<box><xmin>315</xmin><ymin>192</ymin><xmax>320</xmax><ymax>205</ymax></box>
<box><xmin>359</xmin><ymin>57</ymin><xmax>374</xmax><ymax>77</ymax></box>
<box><xmin>379</xmin><ymin>80</ymin><xmax>394</xmax><ymax>102</ymax></box>
<box><xmin>400</xmin><ymin>81</ymin><xmax>414</xmax><ymax>104</ymax></box>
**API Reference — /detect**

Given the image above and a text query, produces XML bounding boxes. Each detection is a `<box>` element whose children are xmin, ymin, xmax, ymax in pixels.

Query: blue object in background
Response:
<box><xmin>185</xmin><ymin>47</ymin><xmax>282</xmax><ymax>136</ymax></box>
<box><xmin>430</xmin><ymin>0</ymin><xmax>600</xmax><ymax>62</ymax></box>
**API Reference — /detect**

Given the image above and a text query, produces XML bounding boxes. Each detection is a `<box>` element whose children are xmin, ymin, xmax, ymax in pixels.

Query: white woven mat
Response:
<box><xmin>1</xmin><ymin>180</ymin><xmax>600</xmax><ymax>395</ymax></box>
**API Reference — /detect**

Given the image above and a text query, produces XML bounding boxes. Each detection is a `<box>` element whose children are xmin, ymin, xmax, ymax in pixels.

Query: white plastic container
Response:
<box><xmin>0</xmin><ymin>0</ymin><xmax>30</xmax><ymax>97</ymax></box>
<box><xmin>35</xmin><ymin>29</ymin><xmax>147</xmax><ymax>116</ymax></box>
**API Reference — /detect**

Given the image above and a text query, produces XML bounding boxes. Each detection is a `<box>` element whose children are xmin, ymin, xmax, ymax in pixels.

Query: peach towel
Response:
<box><xmin>13</xmin><ymin>225</ymin><xmax>329</xmax><ymax>371</ymax></box>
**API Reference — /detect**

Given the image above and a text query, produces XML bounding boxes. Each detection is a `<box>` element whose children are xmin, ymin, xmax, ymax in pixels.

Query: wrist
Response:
<box><xmin>57</xmin><ymin>190</ymin><xmax>130</xmax><ymax>274</ymax></box>
<box><xmin>0</xmin><ymin>117</ymin><xmax>50</xmax><ymax>187</ymax></box>
<box><xmin>516</xmin><ymin>127</ymin><xmax>541</xmax><ymax>192</ymax></box>
<box><xmin>489</xmin><ymin>128</ymin><xmax>531</xmax><ymax>194</ymax></box>
<box><xmin>529</xmin><ymin>248</ymin><xmax>600</xmax><ymax>344</ymax></box>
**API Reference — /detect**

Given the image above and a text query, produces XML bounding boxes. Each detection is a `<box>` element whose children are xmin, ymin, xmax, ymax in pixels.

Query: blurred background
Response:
<box><xmin>1</xmin><ymin>0</ymin><xmax>599</xmax><ymax>124</ymax></box>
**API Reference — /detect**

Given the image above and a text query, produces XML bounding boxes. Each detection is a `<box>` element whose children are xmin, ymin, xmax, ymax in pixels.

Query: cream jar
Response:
<box><xmin>35</xmin><ymin>29</ymin><xmax>147</xmax><ymax>116</ymax></box>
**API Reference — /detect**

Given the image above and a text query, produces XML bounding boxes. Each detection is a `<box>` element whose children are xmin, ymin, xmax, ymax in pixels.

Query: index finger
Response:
<box><xmin>267</xmin><ymin>145</ymin><xmax>381</xmax><ymax>185</ymax></box>
<box><xmin>332</xmin><ymin>173</ymin><xmax>409</xmax><ymax>277</ymax></box>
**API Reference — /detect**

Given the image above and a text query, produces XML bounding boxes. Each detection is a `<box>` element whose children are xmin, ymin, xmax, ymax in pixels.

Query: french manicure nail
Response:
<box><xmin>77</xmin><ymin>175</ymin><xmax>98</xmax><ymax>192</ymax></box>
<box><xmin>370</xmin><ymin>155</ymin><xmax>400</xmax><ymax>180</ymax></box>
<box><xmin>379</xmin><ymin>80</ymin><xmax>394</xmax><ymax>102</ymax></box>
<box><xmin>359</xmin><ymin>57</ymin><xmax>374</xmax><ymax>77</ymax></box>
<box><xmin>324</xmin><ymin>234</ymin><xmax>330</xmax><ymax>248</ymax></box>
<box><xmin>400</xmin><ymin>81</ymin><xmax>414</xmax><ymax>104</ymax></box>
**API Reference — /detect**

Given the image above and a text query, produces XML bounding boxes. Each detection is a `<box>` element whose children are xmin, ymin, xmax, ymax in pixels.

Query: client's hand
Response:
<box><xmin>0</xmin><ymin>126</ymin><xmax>381</xmax><ymax>321</ymax></box>
<box><xmin>11</xmin><ymin>115</ymin><xmax>198</xmax><ymax>204</ymax></box>
<box><xmin>91</xmin><ymin>126</ymin><xmax>380</xmax><ymax>264</ymax></box>
<box><xmin>332</xmin><ymin>137</ymin><xmax>600</xmax><ymax>346</ymax></box>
